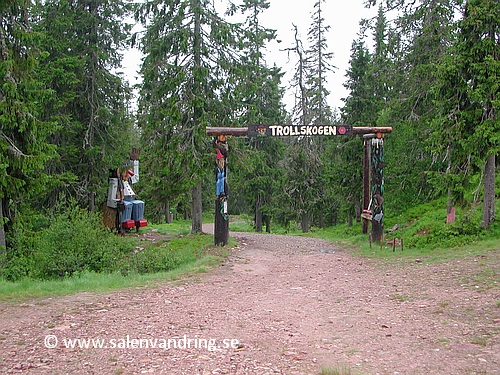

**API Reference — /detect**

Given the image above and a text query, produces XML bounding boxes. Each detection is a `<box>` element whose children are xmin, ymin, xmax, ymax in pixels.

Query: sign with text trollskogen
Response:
<box><xmin>248</xmin><ymin>124</ymin><xmax>352</xmax><ymax>137</ymax></box>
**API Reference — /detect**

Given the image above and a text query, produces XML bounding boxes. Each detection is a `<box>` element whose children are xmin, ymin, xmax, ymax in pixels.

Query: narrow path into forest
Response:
<box><xmin>0</xmin><ymin>227</ymin><xmax>498</xmax><ymax>374</ymax></box>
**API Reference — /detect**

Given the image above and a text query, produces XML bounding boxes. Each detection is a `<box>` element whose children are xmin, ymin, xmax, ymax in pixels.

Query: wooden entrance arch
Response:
<box><xmin>206</xmin><ymin>125</ymin><xmax>392</xmax><ymax>246</ymax></box>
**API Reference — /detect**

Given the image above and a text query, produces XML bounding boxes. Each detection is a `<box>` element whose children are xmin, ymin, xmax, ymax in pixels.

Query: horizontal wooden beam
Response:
<box><xmin>205</xmin><ymin>126</ymin><xmax>393</xmax><ymax>137</ymax></box>
<box><xmin>206</xmin><ymin>127</ymin><xmax>248</xmax><ymax>137</ymax></box>
<box><xmin>352</xmin><ymin>126</ymin><xmax>393</xmax><ymax>134</ymax></box>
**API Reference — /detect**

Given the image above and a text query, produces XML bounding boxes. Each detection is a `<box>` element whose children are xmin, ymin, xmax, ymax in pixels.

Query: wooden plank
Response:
<box><xmin>352</xmin><ymin>127</ymin><xmax>392</xmax><ymax>134</ymax></box>
<box><xmin>206</xmin><ymin>127</ymin><xmax>248</xmax><ymax>136</ymax></box>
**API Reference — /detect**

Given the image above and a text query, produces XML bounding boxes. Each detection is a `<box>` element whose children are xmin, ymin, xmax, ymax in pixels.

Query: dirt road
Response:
<box><xmin>0</xmin><ymin>228</ymin><xmax>499</xmax><ymax>374</ymax></box>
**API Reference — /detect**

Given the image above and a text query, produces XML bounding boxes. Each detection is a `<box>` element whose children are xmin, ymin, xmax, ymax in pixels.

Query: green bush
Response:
<box><xmin>121</xmin><ymin>234</ymin><xmax>208</xmax><ymax>275</ymax></box>
<box><xmin>1</xmin><ymin>207</ymin><xmax>134</xmax><ymax>280</ymax></box>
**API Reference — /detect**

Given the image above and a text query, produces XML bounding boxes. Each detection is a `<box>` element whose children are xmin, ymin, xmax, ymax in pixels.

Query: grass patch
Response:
<box><xmin>460</xmin><ymin>266</ymin><xmax>499</xmax><ymax>292</ymax></box>
<box><xmin>391</xmin><ymin>294</ymin><xmax>412</xmax><ymax>302</ymax></box>
<box><xmin>0</xmin><ymin>244</ymin><xmax>225</xmax><ymax>303</ymax></box>
<box><xmin>319</xmin><ymin>364</ymin><xmax>360</xmax><ymax>375</ymax></box>
<box><xmin>470</xmin><ymin>335</ymin><xmax>489</xmax><ymax>347</ymax></box>
<box><xmin>229</xmin><ymin>216</ymin><xmax>255</xmax><ymax>232</ymax></box>
<box><xmin>0</xmin><ymin>219</ymin><xmax>234</xmax><ymax>302</ymax></box>
<box><xmin>147</xmin><ymin>220</ymin><xmax>193</xmax><ymax>236</ymax></box>
<box><xmin>280</xmin><ymin>197</ymin><xmax>498</xmax><ymax>264</ymax></box>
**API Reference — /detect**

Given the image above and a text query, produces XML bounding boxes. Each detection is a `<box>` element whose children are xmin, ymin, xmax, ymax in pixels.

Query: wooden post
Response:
<box><xmin>214</xmin><ymin>135</ymin><xmax>229</xmax><ymax>246</ymax></box>
<box><xmin>214</xmin><ymin>198</ymin><xmax>229</xmax><ymax>246</ymax></box>
<box><xmin>362</xmin><ymin>135</ymin><xmax>374</xmax><ymax>234</ymax></box>
<box><xmin>370</xmin><ymin>137</ymin><xmax>385</xmax><ymax>244</ymax></box>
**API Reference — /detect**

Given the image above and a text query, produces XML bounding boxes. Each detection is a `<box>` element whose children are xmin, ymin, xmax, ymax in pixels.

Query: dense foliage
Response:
<box><xmin>0</xmin><ymin>0</ymin><xmax>498</xmax><ymax>280</ymax></box>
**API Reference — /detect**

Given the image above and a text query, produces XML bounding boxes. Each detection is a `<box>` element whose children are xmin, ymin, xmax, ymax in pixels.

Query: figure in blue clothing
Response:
<box><xmin>120</xmin><ymin>164</ymin><xmax>144</xmax><ymax>223</ymax></box>
<box><xmin>214</xmin><ymin>135</ymin><xmax>228</xmax><ymax>199</ymax></box>
<box><xmin>216</xmin><ymin>165</ymin><xmax>225</xmax><ymax>197</ymax></box>
<box><xmin>106</xmin><ymin>148</ymin><xmax>147</xmax><ymax>232</ymax></box>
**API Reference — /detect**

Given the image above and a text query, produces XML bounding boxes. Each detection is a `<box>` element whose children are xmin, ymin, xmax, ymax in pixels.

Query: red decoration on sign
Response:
<box><xmin>338</xmin><ymin>126</ymin><xmax>347</xmax><ymax>135</ymax></box>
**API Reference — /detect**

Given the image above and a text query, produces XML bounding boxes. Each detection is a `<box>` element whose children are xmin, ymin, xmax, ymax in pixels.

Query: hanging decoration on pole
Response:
<box><xmin>214</xmin><ymin>134</ymin><xmax>229</xmax><ymax>246</ymax></box>
<box><xmin>370</xmin><ymin>135</ymin><xmax>385</xmax><ymax>244</ymax></box>
<box><xmin>361</xmin><ymin>135</ymin><xmax>372</xmax><ymax>234</ymax></box>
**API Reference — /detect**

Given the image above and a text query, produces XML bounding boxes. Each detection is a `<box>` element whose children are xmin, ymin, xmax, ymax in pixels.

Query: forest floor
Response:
<box><xmin>0</xmin><ymin>225</ymin><xmax>499</xmax><ymax>374</ymax></box>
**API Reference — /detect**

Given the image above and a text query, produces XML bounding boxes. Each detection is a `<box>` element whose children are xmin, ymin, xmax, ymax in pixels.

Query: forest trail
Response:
<box><xmin>0</xmin><ymin>226</ymin><xmax>499</xmax><ymax>374</ymax></box>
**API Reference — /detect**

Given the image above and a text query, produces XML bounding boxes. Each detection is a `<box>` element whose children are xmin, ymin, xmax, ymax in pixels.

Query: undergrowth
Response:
<box><xmin>0</xmin><ymin>210</ymin><xmax>229</xmax><ymax>301</ymax></box>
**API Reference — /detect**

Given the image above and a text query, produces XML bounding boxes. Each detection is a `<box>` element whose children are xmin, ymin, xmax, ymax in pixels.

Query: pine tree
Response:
<box><xmin>342</xmin><ymin>33</ymin><xmax>372</xmax><ymax>127</ymax></box>
<box><xmin>135</xmin><ymin>0</ymin><xmax>242</xmax><ymax>232</ymax></box>
<box><xmin>304</xmin><ymin>0</ymin><xmax>337</xmax><ymax>227</ymax></box>
<box><xmin>431</xmin><ymin>0</ymin><xmax>499</xmax><ymax>228</ymax></box>
<box><xmin>227</xmin><ymin>0</ymin><xmax>286</xmax><ymax>232</ymax></box>
<box><xmin>0</xmin><ymin>0</ymin><xmax>57</xmax><ymax>249</ymax></box>
<box><xmin>384</xmin><ymin>0</ymin><xmax>458</xmax><ymax>213</ymax></box>
<box><xmin>34</xmin><ymin>0</ymin><xmax>133</xmax><ymax>210</ymax></box>
<box><xmin>305</xmin><ymin>0</ymin><xmax>335</xmax><ymax>126</ymax></box>
<box><xmin>460</xmin><ymin>0</ymin><xmax>498</xmax><ymax>229</ymax></box>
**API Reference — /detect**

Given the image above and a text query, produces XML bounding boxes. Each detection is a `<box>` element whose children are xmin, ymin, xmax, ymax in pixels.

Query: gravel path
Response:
<box><xmin>0</xmin><ymin>226</ymin><xmax>499</xmax><ymax>374</ymax></box>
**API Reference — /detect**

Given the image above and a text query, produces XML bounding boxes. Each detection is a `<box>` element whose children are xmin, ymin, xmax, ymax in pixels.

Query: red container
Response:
<box><xmin>121</xmin><ymin>220</ymin><xmax>135</xmax><ymax>229</ymax></box>
<box><xmin>135</xmin><ymin>219</ymin><xmax>148</xmax><ymax>228</ymax></box>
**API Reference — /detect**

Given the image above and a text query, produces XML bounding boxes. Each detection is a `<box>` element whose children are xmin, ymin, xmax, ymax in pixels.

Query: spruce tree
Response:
<box><xmin>431</xmin><ymin>0</ymin><xmax>499</xmax><ymax>228</ymax></box>
<box><xmin>135</xmin><ymin>0</ymin><xmax>242</xmax><ymax>232</ymax></box>
<box><xmin>34</xmin><ymin>0</ymin><xmax>133</xmax><ymax>210</ymax></box>
<box><xmin>0</xmin><ymin>0</ymin><xmax>57</xmax><ymax>249</ymax></box>
<box><xmin>228</xmin><ymin>0</ymin><xmax>286</xmax><ymax>232</ymax></box>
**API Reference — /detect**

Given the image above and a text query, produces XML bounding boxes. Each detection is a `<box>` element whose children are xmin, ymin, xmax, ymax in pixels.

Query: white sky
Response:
<box><xmin>121</xmin><ymin>0</ymin><xmax>377</xmax><ymax>112</ymax></box>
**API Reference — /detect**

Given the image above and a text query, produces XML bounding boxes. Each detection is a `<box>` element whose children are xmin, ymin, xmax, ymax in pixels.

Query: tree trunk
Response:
<box><xmin>355</xmin><ymin>198</ymin><xmax>361</xmax><ymax>223</ymax></box>
<box><xmin>481</xmin><ymin>154</ymin><xmax>496</xmax><ymax>229</ymax></box>
<box><xmin>301</xmin><ymin>212</ymin><xmax>310</xmax><ymax>233</ymax></box>
<box><xmin>255</xmin><ymin>195</ymin><xmax>263</xmax><ymax>232</ymax></box>
<box><xmin>318</xmin><ymin>211</ymin><xmax>324</xmax><ymax>229</ymax></box>
<box><xmin>264</xmin><ymin>215</ymin><xmax>271</xmax><ymax>233</ymax></box>
<box><xmin>0</xmin><ymin>198</ymin><xmax>6</xmax><ymax>250</ymax></box>
<box><xmin>89</xmin><ymin>191</ymin><xmax>95</xmax><ymax>212</ymax></box>
<box><xmin>165</xmin><ymin>202</ymin><xmax>173</xmax><ymax>223</ymax></box>
<box><xmin>191</xmin><ymin>182</ymin><xmax>203</xmax><ymax>233</ymax></box>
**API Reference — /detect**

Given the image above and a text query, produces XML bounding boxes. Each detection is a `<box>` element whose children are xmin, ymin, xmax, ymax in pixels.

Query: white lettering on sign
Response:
<box><xmin>268</xmin><ymin>125</ymin><xmax>338</xmax><ymax>136</ymax></box>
